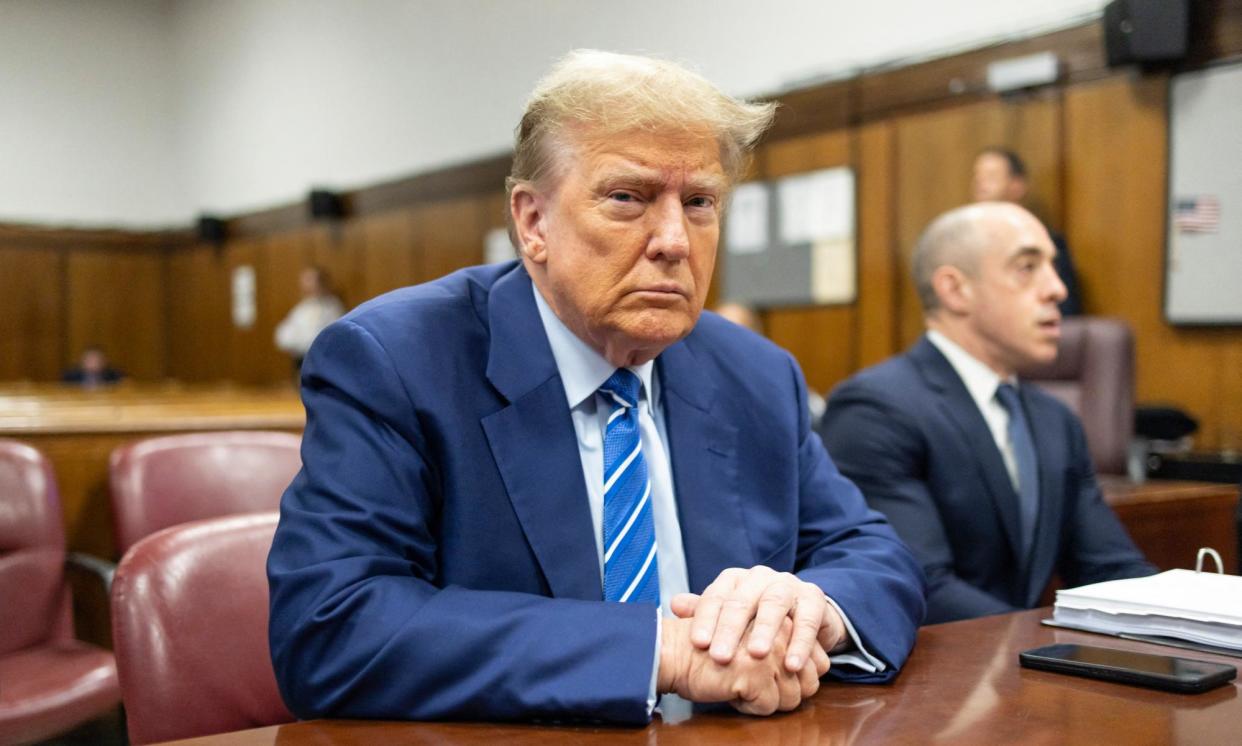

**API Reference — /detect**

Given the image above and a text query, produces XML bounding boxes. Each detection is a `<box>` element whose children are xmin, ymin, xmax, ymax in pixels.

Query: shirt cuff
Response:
<box><xmin>825</xmin><ymin>595</ymin><xmax>887</xmax><ymax>674</ymax></box>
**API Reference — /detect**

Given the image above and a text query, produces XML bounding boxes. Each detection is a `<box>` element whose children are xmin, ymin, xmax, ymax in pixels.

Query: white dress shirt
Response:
<box><xmin>927</xmin><ymin>330</ymin><xmax>1022</xmax><ymax>491</ymax></box>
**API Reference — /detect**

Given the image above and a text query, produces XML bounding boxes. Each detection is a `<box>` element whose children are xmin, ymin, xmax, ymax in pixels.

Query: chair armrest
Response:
<box><xmin>66</xmin><ymin>551</ymin><xmax>117</xmax><ymax>596</ymax></box>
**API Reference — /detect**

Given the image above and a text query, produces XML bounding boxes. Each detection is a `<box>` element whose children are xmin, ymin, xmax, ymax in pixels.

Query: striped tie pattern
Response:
<box><xmin>599</xmin><ymin>369</ymin><xmax>660</xmax><ymax>605</ymax></box>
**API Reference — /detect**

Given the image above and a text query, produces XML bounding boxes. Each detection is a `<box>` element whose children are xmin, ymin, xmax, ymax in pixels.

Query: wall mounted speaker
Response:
<box><xmin>197</xmin><ymin>215</ymin><xmax>227</xmax><ymax>244</ymax></box>
<box><xmin>309</xmin><ymin>189</ymin><xmax>346</xmax><ymax>219</ymax></box>
<box><xmin>1103</xmin><ymin>0</ymin><xmax>1189</xmax><ymax>67</ymax></box>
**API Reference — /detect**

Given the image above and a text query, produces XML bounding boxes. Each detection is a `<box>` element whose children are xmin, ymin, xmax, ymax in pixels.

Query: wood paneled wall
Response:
<box><xmin>3</xmin><ymin>8</ymin><xmax>1240</xmax><ymax>450</ymax></box>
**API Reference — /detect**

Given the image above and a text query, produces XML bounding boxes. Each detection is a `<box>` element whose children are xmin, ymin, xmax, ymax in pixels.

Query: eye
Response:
<box><xmin>685</xmin><ymin>195</ymin><xmax>716</xmax><ymax>209</ymax></box>
<box><xmin>609</xmin><ymin>191</ymin><xmax>640</xmax><ymax>204</ymax></box>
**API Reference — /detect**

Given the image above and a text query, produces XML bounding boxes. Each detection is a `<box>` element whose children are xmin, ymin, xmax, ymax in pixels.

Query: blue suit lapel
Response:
<box><xmin>479</xmin><ymin>265</ymin><xmax>602</xmax><ymax>601</ymax></box>
<box><xmin>909</xmin><ymin>337</ymin><xmax>1026</xmax><ymax>571</ymax></box>
<box><xmin>656</xmin><ymin>339</ymin><xmax>751</xmax><ymax>593</ymax></box>
<box><xmin>1019</xmin><ymin>385</ymin><xmax>1066</xmax><ymax>604</ymax></box>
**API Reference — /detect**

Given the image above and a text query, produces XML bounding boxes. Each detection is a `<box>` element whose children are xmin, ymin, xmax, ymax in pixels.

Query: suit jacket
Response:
<box><xmin>267</xmin><ymin>262</ymin><xmax>925</xmax><ymax>724</ymax></box>
<box><xmin>818</xmin><ymin>336</ymin><xmax>1155</xmax><ymax>625</ymax></box>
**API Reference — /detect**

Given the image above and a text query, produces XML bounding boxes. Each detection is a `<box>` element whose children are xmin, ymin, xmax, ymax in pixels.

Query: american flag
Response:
<box><xmin>1173</xmin><ymin>195</ymin><xmax>1221</xmax><ymax>233</ymax></box>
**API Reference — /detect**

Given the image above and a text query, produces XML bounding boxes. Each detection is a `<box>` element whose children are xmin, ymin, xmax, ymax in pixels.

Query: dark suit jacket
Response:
<box><xmin>818</xmin><ymin>336</ymin><xmax>1154</xmax><ymax>625</ymax></box>
<box><xmin>267</xmin><ymin>262</ymin><xmax>925</xmax><ymax>724</ymax></box>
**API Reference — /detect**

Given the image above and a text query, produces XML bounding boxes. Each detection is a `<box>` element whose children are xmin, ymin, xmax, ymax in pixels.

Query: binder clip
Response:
<box><xmin>1196</xmin><ymin>547</ymin><xmax>1224</xmax><ymax>574</ymax></box>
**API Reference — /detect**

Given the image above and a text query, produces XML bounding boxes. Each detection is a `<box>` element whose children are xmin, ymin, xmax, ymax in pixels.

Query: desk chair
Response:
<box><xmin>109</xmin><ymin>430</ymin><xmax>301</xmax><ymax>556</ymax></box>
<box><xmin>1019</xmin><ymin>316</ymin><xmax>1134</xmax><ymax>475</ymax></box>
<box><xmin>0</xmin><ymin>440</ymin><xmax>120</xmax><ymax>745</ymax></box>
<box><xmin>110</xmin><ymin>512</ymin><xmax>293</xmax><ymax>744</ymax></box>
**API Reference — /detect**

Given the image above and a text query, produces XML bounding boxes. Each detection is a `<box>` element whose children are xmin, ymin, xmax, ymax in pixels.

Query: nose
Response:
<box><xmin>646</xmin><ymin>194</ymin><xmax>690</xmax><ymax>262</ymax></box>
<box><xmin>1045</xmin><ymin>262</ymin><xmax>1068</xmax><ymax>304</ymax></box>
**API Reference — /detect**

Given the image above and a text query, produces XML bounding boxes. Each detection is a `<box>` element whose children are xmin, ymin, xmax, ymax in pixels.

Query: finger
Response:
<box><xmin>732</xmin><ymin>674</ymin><xmax>780</xmax><ymax>717</ymax></box>
<box><xmin>777</xmin><ymin>668</ymin><xmax>804</xmax><ymax>712</ymax></box>
<box><xmin>797</xmin><ymin>657</ymin><xmax>821</xmax><ymax>702</ymax></box>
<box><xmin>746</xmin><ymin>578</ymin><xmax>799</xmax><ymax>659</ymax></box>
<box><xmin>710</xmin><ymin>568</ymin><xmax>778</xmax><ymax>663</ymax></box>
<box><xmin>690</xmin><ymin>570</ymin><xmax>743</xmax><ymax>650</ymax></box>
<box><xmin>810</xmin><ymin>640</ymin><xmax>831</xmax><ymax>678</ymax></box>
<box><xmin>783</xmin><ymin>588</ymin><xmax>827</xmax><ymax>672</ymax></box>
<box><xmin>670</xmin><ymin>592</ymin><xmax>700</xmax><ymax>619</ymax></box>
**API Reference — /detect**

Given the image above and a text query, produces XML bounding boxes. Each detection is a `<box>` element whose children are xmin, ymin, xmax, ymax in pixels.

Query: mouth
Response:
<box><xmin>630</xmin><ymin>283</ymin><xmax>690</xmax><ymax>300</ymax></box>
<box><xmin>1037</xmin><ymin>317</ymin><xmax>1062</xmax><ymax>336</ymax></box>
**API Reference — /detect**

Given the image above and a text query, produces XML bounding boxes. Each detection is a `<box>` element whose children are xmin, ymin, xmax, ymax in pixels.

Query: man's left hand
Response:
<box><xmin>671</xmin><ymin>566</ymin><xmax>847</xmax><ymax>673</ymax></box>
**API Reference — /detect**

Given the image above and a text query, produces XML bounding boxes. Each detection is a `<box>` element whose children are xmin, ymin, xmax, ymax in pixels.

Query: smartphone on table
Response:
<box><xmin>1019</xmin><ymin>643</ymin><xmax>1237</xmax><ymax>694</ymax></box>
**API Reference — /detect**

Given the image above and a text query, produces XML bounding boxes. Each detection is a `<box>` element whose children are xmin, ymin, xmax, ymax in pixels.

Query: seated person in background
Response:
<box><xmin>971</xmin><ymin>147</ymin><xmax>1082</xmax><ymax>316</ymax></box>
<box><xmin>61</xmin><ymin>345</ymin><xmax>123</xmax><ymax>386</ymax></box>
<box><xmin>267</xmin><ymin>49</ymin><xmax>924</xmax><ymax>725</ymax></box>
<box><xmin>716</xmin><ymin>301</ymin><xmax>826</xmax><ymax>429</ymax></box>
<box><xmin>818</xmin><ymin>202</ymin><xmax>1155</xmax><ymax>625</ymax></box>
<box><xmin>274</xmin><ymin>265</ymin><xmax>344</xmax><ymax>369</ymax></box>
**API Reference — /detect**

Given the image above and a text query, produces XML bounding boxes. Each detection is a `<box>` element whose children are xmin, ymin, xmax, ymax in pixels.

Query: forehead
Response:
<box><xmin>981</xmin><ymin>209</ymin><xmax>1053</xmax><ymax>261</ymax></box>
<box><xmin>564</xmin><ymin>126</ymin><xmax>726</xmax><ymax>183</ymax></box>
<box><xmin>974</xmin><ymin>152</ymin><xmax>1011</xmax><ymax>173</ymax></box>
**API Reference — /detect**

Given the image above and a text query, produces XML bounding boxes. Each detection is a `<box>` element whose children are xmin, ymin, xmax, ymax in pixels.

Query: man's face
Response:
<box><xmin>964</xmin><ymin>208</ymin><xmax>1067</xmax><ymax>374</ymax></box>
<box><xmin>520</xmin><ymin>127</ymin><xmax>726</xmax><ymax>366</ymax></box>
<box><xmin>971</xmin><ymin>152</ymin><xmax>1025</xmax><ymax>203</ymax></box>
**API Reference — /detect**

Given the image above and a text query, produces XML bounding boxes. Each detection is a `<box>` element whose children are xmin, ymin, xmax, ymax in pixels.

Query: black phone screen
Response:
<box><xmin>1020</xmin><ymin>643</ymin><xmax>1237</xmax><ymax>693</ymax></box>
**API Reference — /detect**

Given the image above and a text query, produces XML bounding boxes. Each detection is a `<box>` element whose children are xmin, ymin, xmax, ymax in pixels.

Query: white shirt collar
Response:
<box><xmin>532</xmin><ymin>282</ymin><xmax>657</xmax><ymax>413</ymax></box>
<box><xmin>926</xmin><ymin>329</ymin><xmax>1015</xmax><ymax>410</ymax></box>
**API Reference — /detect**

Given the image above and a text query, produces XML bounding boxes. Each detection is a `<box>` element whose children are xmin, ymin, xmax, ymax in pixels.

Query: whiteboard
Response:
<box><xmin>1165</xmin><ymin>62</ymin><xmax>1242</xmax><ymax>325</ymax></box>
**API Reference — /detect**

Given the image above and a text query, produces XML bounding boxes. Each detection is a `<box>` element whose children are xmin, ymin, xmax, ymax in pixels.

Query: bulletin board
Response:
<box><xmin>1164</xmin><ymin>62</ymin><xmax>1242</xmax><ymax>325</ymax></box>
<box><xmin>722</xmin><ymin>167</ymin><xmax>856</xmax><ymax>307</ymax></box>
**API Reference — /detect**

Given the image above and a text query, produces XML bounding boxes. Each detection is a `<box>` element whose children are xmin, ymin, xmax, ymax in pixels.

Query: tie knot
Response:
<box><xmin>995</xmin><ymin>382</ymin><xmax>1021</xmax><ymax>412</ymax></box>
<box><xmin>600</xmin><ymin>368</ymin><xmax>641</xmax><ymax>408</ymax></box>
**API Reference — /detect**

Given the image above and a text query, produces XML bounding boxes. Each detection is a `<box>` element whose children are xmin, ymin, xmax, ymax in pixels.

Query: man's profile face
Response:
<box><xmin>964</xmin><ymin>208</ymin><xmax>1066</xmax><ymax>374</ymax></box>
<box><xmin>528</xmin><ymin>127</ymin><xmax>725</xmax><ymax>365</ymax></box>
<box><xmin>971</xmin><ymin>152</ymin><xmax>1025</xmax><ymax>203</ymax></box>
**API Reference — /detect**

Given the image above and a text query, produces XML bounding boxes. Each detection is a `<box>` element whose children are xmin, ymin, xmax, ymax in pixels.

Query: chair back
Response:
<box><xmin>109</xmin><ymin>430</ymin><xmax>301</xmax><ymax>554</ymax></box>
<box><xmin>111</xmin><ymin>512</ymin><xmax>293</xmax><ymax>744</ymax></box>
<box><xmin>0</xmin><ymin>439</ymin><xmax>72</xmax><ymax>655</ymax></box>
<box><xmin>1019</xmin><ymin>317</ymin><xmax>1134</xmax><ymax>475</ymax></box>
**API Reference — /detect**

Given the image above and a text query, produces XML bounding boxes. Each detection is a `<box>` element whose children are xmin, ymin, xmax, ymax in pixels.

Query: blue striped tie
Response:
<box><xmin>599</xmin><ymin>369</ymin><xmax>660</xmax><ymax>605</ymax></box>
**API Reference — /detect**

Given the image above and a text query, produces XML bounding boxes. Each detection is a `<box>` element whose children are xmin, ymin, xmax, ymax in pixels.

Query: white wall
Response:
<box><xmin>0</xmin><ymin>0</ymin><xmax>185</xmax><ymax>227</ymax></box>
<box><xmin>3</xmin><ymin>0</ymin><xmax>1108</xmax><ymax>228</ymax></box>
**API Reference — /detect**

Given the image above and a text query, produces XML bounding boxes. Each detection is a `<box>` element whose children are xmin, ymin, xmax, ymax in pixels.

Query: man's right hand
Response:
<box><xmin>657</xmin><ymin>615</ymin><xmax>829</xmax><ymax>715</ymax></box>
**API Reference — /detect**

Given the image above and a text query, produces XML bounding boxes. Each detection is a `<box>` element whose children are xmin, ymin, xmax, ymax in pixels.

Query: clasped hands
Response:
<box><xmin>656</xmin><ymin>566</ymin><xmax>847</xmax><ymax>715</ymax></box>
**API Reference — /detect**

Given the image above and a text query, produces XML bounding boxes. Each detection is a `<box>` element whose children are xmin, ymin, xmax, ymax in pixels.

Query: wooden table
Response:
<box><xmin>157</xmin><ymin>608</ymin><xmax>1241</xmax><ymax>745</ymax></box>
<box><xmin>1101</xmin><ymin>476</ymin><xmax>1240</xmax><ymax>573</ymax></box>
<box><xmin>0</xmin><ymin>383</ymin><xmax>304</xmax><ymax>559</ymax></box>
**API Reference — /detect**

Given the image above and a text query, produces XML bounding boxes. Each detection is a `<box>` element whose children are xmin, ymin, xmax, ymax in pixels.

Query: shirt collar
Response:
<box><xmin>926</xmin><ymin>329</ymin><xmax>1016</xmax><ymax>409</ymax></box>
<box><xmin>532</xmin><ymin>282</ymin><xmax>657</xmax><ymax>413</ymax></box>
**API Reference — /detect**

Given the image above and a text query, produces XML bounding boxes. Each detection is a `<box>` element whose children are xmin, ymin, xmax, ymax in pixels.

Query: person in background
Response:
<box><xmin>971</xmin><ymin>147</ymin><xmax>1082</xmax><ymax>316</ymax></box>
<box><xmin>274</xmin><ymin>266</ymin><xmax>345</xmax><ymax>370</ymax></box>
<box><xmin>61</xmin><ymin>345</ymin><xmax>123</xmax><ymax>386</ymax></box>
<box><xmin>716</xmin><ymin>301</ymin><xmax>826</xmax><ymax>429</ymax></box>
<box><xmin>819</xmin><ymin>202</ymin><xmax>1154</xmax><ymax>625</ymax></box>
<box><xmin>267</xmin><ymin>49</ymin><xmax>924</xmax><ymax>726</ymax></box>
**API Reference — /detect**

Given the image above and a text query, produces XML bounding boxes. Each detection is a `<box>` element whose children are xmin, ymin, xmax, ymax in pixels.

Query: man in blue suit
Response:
<box><xmin>819</xmin><ymin>203</ymin><xmax>1155</xmax><ymax>625</ymax></box>
<box><xmin>267</xmin><ymin>50</ymin><xmax>924</xmax><ymax>725</ymax></box>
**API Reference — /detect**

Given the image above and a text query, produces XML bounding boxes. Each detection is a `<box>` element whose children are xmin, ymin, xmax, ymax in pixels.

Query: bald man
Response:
<box><xmin>817</xmin><ymin>203</ymin><xmax>1155</xmax><ymax>624</ymax></box>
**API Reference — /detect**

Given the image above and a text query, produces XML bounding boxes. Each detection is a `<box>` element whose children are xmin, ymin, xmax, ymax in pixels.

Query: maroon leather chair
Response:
<box><xmin>111</xmin><ymin>512</ymin><xmax>293</xmax><ymax>744</ymax></box>
<box><xmin>0</xmin><ymin>439</ymin><xmax>120</xmax><ymax>745</ymax></box>
<box><xmin>109</xmin><ymin>430</ymin><xmax>301</xmax><ymax>555</ymax></box>
<box><xmin>1019</xmin><ymin>317</ymin><xmax>1134</xmax><ymax>475</ymax></box>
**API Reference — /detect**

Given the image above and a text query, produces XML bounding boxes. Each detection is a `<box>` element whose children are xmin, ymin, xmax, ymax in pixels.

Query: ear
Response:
<box><xmin>510</xmin><ymin>184</ymin><xmax>549</xmax><ymax>264</ymax></box>
<box><xmin>931</xmin><ymin>265</ymin><xmax>974</xmax><ymax>315</ymax></box>
<box><xmin>1005</xmin><ymin>175</ymin><xmax>1029</xmax><ymax>203</ymax></box>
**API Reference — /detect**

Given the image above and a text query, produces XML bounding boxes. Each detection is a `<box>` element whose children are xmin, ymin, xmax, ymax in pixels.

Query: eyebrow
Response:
<box><xmin>1007</xmin><ymin>245</ymin><xmax>1055</xmax><ymax>263</ymax></box>
<box><xmin>592</xmin><ymin>167</ymin><xmax>728</xmax><ymax>195</ymax></box>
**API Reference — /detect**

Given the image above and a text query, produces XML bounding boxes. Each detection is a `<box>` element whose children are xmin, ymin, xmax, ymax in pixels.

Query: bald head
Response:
<box><xmin>912</xmin><ymin>202</ymin><xmax>1043</xmax><ymax>314</ymax></box>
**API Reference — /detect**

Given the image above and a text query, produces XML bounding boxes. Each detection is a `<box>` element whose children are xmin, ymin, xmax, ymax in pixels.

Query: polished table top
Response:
<box><xmin>162</xmin><ymin>608</ymin><xmax>1240</xmax><ymax>745</ymax></box>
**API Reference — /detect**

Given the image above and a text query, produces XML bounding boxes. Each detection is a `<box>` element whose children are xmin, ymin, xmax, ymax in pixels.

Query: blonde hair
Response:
<box><xmin>506</xmin><ymin>49</ymin><xmax>776</xmax><ymax>204</ymax></box>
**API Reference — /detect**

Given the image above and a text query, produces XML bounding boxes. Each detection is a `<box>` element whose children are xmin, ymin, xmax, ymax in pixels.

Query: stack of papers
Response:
<box><xmin>1052</xmin><ymin>570</ymin><xmax>1242</xmax><ymax>652</ymax></box>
